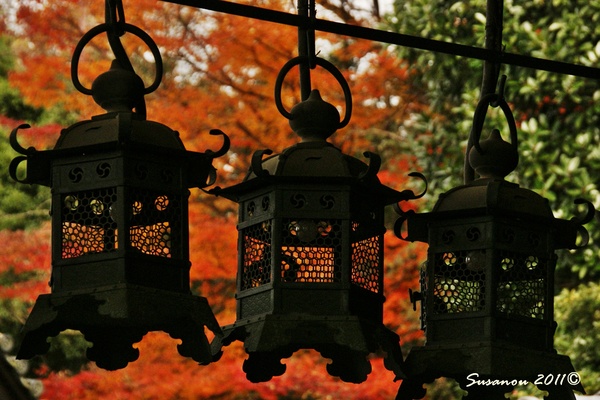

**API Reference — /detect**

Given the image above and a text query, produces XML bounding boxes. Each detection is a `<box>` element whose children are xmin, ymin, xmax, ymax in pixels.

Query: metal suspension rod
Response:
<box><xmin>464</xmin><ymin>0</ymin><xmax>505</xmax><ymax>184</ymax></box>
<box><xmin>162</xmin><ymin>0</ymin><xmax>600</xmax><ymax>80</ymax></box>
<box><xmin>297</xmin><ymin>0</ymin><xmax>312</xmax><ymax>100</ymax></box>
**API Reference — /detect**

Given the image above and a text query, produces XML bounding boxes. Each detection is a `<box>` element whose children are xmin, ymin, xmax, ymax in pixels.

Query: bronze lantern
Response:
<box><xmin>395</xmin><ymin>93</ymin><xmax>593</xmax><ymax>399</ymax></box>
<box><xmin>210</xmin><ymin>56</ymin><xmax>414</xmax><ymax>383</ymax></box>
<box><xmin>9</xmin><ymin>6</ymin><xmax>227</xmax><ymax>370</ymax></box>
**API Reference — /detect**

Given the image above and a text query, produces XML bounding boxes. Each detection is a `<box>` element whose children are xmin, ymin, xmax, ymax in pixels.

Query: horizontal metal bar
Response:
<box><xmin>163</xmin><ymin>0</ymin><xmax>600</xmax><ymax>80</ymax></box>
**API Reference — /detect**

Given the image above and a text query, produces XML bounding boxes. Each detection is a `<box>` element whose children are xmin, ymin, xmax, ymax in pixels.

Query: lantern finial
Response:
<box><xmin>467</xmin><ymin>84</ymin><xmax>519</xmax><ymax>180</ymax></box>
<box><xmin>91</xmin><ymin>60</ymin><xmax>145</xmax><ymax>113</ymax></box>
<box><xmin>274</xmin><ymin>56</ymin><xmax>353</xmax><ymax>142</ymax></box>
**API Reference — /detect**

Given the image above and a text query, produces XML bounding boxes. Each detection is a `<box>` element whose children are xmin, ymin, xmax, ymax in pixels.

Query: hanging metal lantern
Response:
<box><xmin>9</xmin><ymin>2</ymin><xmax>228</xmax><ymax>371</ymax></box>
<box><xmin>395</xmin><ymin>92</ymin><xmax>594</xmax><ymax>399</ymax></box>
<box><xmin>210</xmin><ymin>56</ymin><xmax>417</xmax><ymax>383</ymax></box>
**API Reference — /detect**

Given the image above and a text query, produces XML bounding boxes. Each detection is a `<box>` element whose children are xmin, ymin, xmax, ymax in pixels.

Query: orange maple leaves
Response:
<box><xmin>2</xmin><ymin>0</ymin><xmax>431</xmax><ymax>398</ymax></box>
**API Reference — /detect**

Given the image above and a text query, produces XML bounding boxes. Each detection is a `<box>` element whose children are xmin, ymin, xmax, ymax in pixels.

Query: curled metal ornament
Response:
<box><xmin>205</xmin><ymin>129</ymin><xmax>231</xmax><ymax>159</ymax></box>
<box><xmin>250</xmin><ymin>149</ymin><xmax>274</xmax><ymax>178</ymax></box>
<box><xmin>357</xmin><ymin>151</ymin><xmax>381</xmax><ymax>181</ymax></box>
<box><xmin>9</xmin><ymin>124</ymin><xmax>36</xmax><ymax>184</ymax></box>
<box><xmin>398</xmin><ymin>172</ymin><xmax>428</xmax><ymax>202</ymax></box>
<box><xmin>570</xmin><ymin>198</ymin><xmax>596</xmax><ymax>248</ymax></box>
<box><xmin>393</xmin><ymin>172</ymin><xmax>428</xmax><ymax>241</ymax></box>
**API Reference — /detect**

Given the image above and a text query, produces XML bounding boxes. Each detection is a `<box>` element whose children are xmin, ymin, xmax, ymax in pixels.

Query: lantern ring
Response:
<box><xmin>71</xmin><ymin>22</ymin><xmax>163</xmax><ymax>96</ymax></box>
<box><xmin>274</xmin><ymin>56</ymin><xmax>352</xmax><ymax>129</ymax></box>
<box><xmin>470</xmin><ymin>92</ymin><xmax>518</xmax><ymax>155</ymax></box>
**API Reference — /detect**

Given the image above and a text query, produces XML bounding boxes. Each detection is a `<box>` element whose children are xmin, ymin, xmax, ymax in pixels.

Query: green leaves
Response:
<box><xmin>554</xmin><ymin>282</ymin><xmax>600</xmax><ymax>394</ymax></box>
<box><xmin>385</xmin><ymin>0</ymin><xmax>600</xmax><ymax>282</ymax></box>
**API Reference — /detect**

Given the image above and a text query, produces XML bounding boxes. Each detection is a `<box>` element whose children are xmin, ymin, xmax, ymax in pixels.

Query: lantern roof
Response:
<box><xmin>403</xmin><ymin>175</ymin><xmax>593</xmax><ymax>251</ymax></box>
<box><xmin>253</xmin><ymin>140</ymin><xmax>367</xmax><ymax>178</ymax></box>
<box><xmin>53</xmin><ymin>112</ymin><xmax>185</xmax><ymax>151</ymax></box>
<box><xmin>432</xmin><ymin>177</ymin><xmax>553</xmax><ymax>219</ymax></box>
<box><xmin>213</xmin><ymin>86</ymin><xmax>415</xmax><ymax>206</ymax></box>
<box><xmin>53</xmin><ymin>59</ymin><xmax>186</xmax><ymax>152</ymax></box>
<box><xmin>213</xmin><ymin>140</ymin><xmax>409</xmax><ymax>207</ymax></box>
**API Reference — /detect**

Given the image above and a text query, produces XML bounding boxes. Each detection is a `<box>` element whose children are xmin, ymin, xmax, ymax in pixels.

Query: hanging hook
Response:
<box><xmin>490</xmin><ymin>74</ymin><xmax>507</xmax><ymax>108</ymax></box>
<box><xmin>70</xmin><ymin>0</ymin><xmax>164</xmax><ymax>118</ymax></box>
<box><xmin>106</xmin><ymin>0</ymin><xmax>127</xmax><ymax>36</ymax></box>
<box><xmin>274</xmin><ymin>55</ymin><xmax>352</xmax><ymax>129</ymax></box>
<box><xmin>105</xmin><ymin>0</ymin><xmax>133</xmax><ymax>72</ymax></box>
<box><xmin>464</xmin><ymin>0</ymin><xmax>505</xmax><ymax>183</ymax></box>
<box><xmin>306</xmin><ymin>0</ymin><xmax>317</xmax><ymax>70</ymax></box>
<box><xmin>297</xmin><ymin>0</ymin><xmax>320</xmax><ymax>98</ymax></box>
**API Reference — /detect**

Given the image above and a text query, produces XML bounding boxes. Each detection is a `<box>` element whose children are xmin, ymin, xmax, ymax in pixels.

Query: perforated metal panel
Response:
<box><xmin>432</xmin><ymin>250</ymin><xmax>486</xmax><ymax>313</ymax></box>
<box><xmin>61</xmin><ymin>188</ymin><xmax>118</xmax><ymax>258</ymax></box>
<box><xmin>497</xmin><ymin>250</ymin><xmax>546</xmax><ymax>319</ymax></box>
<box><xmin>128</xmin><ymin>191</ymin><xmax>181</xmax><ymax>259</ymax></box>
<box><xmin>281</xmin><ymin>219</ymin><xmax>342</xmax><ymax>283</ymax></box>
<box><xmin>350</xmin><ymin>235</ymin><xmax>381</xmax><ymax>293</ymax></box>
<box><xmin>241</xmin><ymin>222</ymin><xmax>272</xmax><ymax>290</ymax></box>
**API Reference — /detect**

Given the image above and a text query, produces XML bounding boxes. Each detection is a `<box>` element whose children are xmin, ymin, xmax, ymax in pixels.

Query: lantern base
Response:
<box><xmin>396</xmin><ymin>341</ymin><xmax>584</xmax><ymax>399</ymax></box>
<box><xmin>211</xmin><ymin>314</ymin><xmax>405</xmax><ymax>383</ymax></box>
<box><xmin>17</xmin><ymin>283</ymin><xmax>221</xmax><ymax>370</ymax></box>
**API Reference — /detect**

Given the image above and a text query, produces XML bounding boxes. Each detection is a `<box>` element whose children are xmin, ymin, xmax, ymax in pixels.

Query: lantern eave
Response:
<box><xmin>212</xmin><ymin>313</ymin><xmax>406</xmax><ymax>383</ymax></box>
<box><xmin>212</xmin><ymin>174</ymin><xmax>407</xmax><ymax>206</ymax></box>
<box><xmin>433</xmin><ymin>178</ymin><xmax>554</xmax><ymax>218</ymax></box>
<box><xmin>17</xmin><ymin>283</ymin><xmax>222</xmax><ymax>370</ymax></box>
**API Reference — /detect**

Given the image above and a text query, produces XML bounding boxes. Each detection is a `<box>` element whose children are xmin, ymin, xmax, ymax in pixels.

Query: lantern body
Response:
<box><xmin>11</xmin><ymin>112</ymin><xmax>224</xmax><ymax>370</ymax></box>
<box><xmin>420</xmin><ymin>181</ymin><xmax>555</xmax><ymax>350</ymax></box>
<box><xmin>235</xmin><ymin>181</ymin><xmax>384</xmax><ymax>323</ymax></box>
<box><xmin>397</xmin><ymin>178</ymin><xmax>587</xmax><ymax>398</ymax></box>
<box><xmin>212</xmin><ymin>141</ymin><xmax>406</xmax><ymax>383</ymax></box>
<box><xmin>52</xmin><ymin>115</ymin><xmax>191</xmax><ymax>293</ymax></box>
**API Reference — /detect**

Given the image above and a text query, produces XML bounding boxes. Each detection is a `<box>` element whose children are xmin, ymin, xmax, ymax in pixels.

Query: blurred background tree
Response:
<box><xmin>384</xmin><ymin>0</ymin><xmax>600</xmax><ymax>285</ymax></box>
<box><xmin>383</xmin><ymin>0</ymin><xmax>600</xmax><ymax>397</ymax></box>
<box><xmin>0</xmin><ymin>0</ymin><xmax>597</xmax><ymax>398</ymax></box>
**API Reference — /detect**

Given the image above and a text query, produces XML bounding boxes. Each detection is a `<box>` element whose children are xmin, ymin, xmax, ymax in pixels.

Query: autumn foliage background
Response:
<box><xmin>0</xmin><ymin>0</ymin><xmax>429</xmax><ymax>398</ymax></box>
<box><xmin>2</xmin><ymin>0</ymin><xmax>600</xmax><ymax>398</ymax></box>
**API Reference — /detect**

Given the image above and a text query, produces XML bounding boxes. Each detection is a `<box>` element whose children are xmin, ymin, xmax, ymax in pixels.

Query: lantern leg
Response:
<box><xmin>213</xmin><ymin>314</ymin><xmax>406</xmax><ymax>383</ymax></box>
<box><xmin>395</xmin><ymin>380</ymin><xmax>425</xmax><ymax>400</ymax></box>
<box><xmin>17</xmin><ymin>284</ymin><xmax>222</xmax><ymax>370</ymax></box>
<box><xmin>320</xmin><ymin>345</ymin><xmax>371</xmax><ymax>383</ymax></box>
<box><xmin>18</xmin><ymin>292</ymin><xmax>108</xmax><ymax>360</ymax></box>
<box><xmin>242</xmin><ymin>350</ymin><xmax>291</xmax><ymax>382</ymax></box>
<box><xmin>166</xmin><ymin>321</ymin><xmax>217</xmax><ymax>365</ymax></box>
<box><xmin>84</xmin><ymin>328</ymin><xmax>144</xmax><ymax>371</ymax></box>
